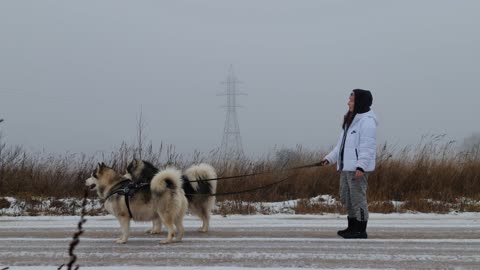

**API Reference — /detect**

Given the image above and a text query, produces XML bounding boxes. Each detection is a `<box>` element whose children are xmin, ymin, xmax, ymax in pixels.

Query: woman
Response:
<box><xmin>320</xmin><ymin>89</ymin><xmax>378</xmax><ymax>239</ymax></box>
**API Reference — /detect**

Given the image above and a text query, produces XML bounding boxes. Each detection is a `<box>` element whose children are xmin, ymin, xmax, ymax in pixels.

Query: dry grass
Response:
<box><xmin>214</xmin><ymin>200</ymin><xmax>258</xmax><ymax>216</ymax></box>
<box><xmin>1</xmin><ymin>134</ymin><xmax>479</xmax><ymax>214</ymax></box>
<box><xmin>293</xmin><ymin>198</ymin><xmax>344</xmax><ymax>214</ymax></box>
<box><xmin>401</xmin><ymin>199</ymin><xmax>452</xmax><ymax>214</ymax></box>
<box><xmin>368</xmin><ymin>201</ymin><xmax>397</xmax><ymax>214</ymax></box>
<box><xmin>0</xmin><ymin>198</ymin><xmax>10</xmax><ymax>209</ymax></box>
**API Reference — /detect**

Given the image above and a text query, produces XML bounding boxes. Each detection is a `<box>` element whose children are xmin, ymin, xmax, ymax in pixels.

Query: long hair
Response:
<box><xmin>342</xmin><ymin>111</ymin><xmax>356</xmax><ymax>130</ymax></box>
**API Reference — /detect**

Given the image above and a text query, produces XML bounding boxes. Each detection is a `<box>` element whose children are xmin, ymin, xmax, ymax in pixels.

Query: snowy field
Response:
<box><xmin>1</xmin><ymin>213</ymin><xmax>480</xmax><ymax>270</ymax></box>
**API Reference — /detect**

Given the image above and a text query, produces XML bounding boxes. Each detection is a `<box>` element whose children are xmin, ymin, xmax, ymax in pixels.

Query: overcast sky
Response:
<box><xmin>0</xmin><ymin>0</ymin><xmax>479</xmax><ymax>157</ymax></box>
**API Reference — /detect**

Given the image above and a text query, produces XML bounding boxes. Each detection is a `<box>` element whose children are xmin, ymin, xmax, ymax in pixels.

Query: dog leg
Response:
<box><xmin>190</xmin><ymin>205</ymin><xmax>208</xmax><ymax>232</ymax></box>
<box><xmin>146</xmin><ymin>217</ymin><xmax>163</xmax><ymax>234</ymax></box>
<box><xmin>175</xmin><ymin>215</ymin><xmax>184</xmax><ymax>242</ymax></box>
<box><xmin>116</xmin><ymin>215</ymin><xmax>130</xmax><ymax>244</ymax></box>
<box><xmin>159</xmin><ymin>215</ymin><xmax>176</xmax><ymax>244</ymax></box>
<box><xmin>198</xmin><ymin>208</ymin><xmax>209</xmax><ymax>233</ymax></box>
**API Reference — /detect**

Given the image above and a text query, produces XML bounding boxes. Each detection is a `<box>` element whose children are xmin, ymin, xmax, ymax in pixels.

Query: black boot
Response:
<box><xmin>342</xmin><ymin>219</ymin><xmax>368</xmax><ymax>239</ymax></box>
<box><xmin>337</xmin><ymin>217</ymin><xmax>355</xmax><ymax>237</ymax></box>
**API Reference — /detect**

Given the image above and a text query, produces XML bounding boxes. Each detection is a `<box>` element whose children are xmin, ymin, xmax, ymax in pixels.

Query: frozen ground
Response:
<box><xmin>1</xmin><ymin>213</ymin><xmax>479</xmax><ymax>270</ymax></box>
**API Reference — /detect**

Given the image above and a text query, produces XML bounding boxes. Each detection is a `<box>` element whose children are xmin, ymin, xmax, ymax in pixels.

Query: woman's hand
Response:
<box><xmin>355</xmin><ymin>169</ymin><xmax>364</xmax><ymax>179</ymax></box>
<box><xmin>316</xmin><ymin>159</ymin><xmax>329</xmax><ymax>166</ymax></box>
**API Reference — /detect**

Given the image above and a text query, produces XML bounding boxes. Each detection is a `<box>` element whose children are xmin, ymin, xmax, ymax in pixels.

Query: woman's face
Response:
<box><xmin>348</xmin><ymin>92</ymin><xmax>355</xmax><ymax>112</ymax></box>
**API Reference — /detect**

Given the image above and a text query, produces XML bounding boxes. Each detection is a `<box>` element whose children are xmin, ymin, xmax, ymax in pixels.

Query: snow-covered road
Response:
<box><xmin>1</xmin><ymin>213</ymin><xmax>479</xmax><ymax>269</ymax></box>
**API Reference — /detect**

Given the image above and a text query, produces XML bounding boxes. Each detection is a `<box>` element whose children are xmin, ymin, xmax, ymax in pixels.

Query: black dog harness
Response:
<box><xmin>104</xmin><ymin>179</ymin><xmax>149</xmax><ymax>218</ymax></box>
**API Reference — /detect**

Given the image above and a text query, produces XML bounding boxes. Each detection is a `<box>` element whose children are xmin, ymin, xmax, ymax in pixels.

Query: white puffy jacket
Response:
<box><xmin>324</xmin><ymin>110</ymin><xmax>378</xmax><ymax>172</ymax></box>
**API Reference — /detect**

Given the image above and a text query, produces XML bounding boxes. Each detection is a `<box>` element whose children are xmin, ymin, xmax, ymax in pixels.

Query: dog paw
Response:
<box><xmin>197</xmin><ymin>227</ymin><xmax>208</xmax><ymax>233</ymax></box>
<box><xmin>116</xmin><ymin>238</ymin><xmax>127</xmax><ymax>244</ymax></box>
<box><xmin>145</xmin><ymin>229</ymin><xmax>162</xmax><ymax>234</ymax></box>
<box><xmin>160</xmin><ymin>239</ymin><xmax>175</xmax><ymax>244</ymax></box>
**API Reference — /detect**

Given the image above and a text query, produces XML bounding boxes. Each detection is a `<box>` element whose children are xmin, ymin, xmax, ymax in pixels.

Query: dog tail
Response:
<box><xmin>184</xmin><ymin>163</ymin><xmax>217</xmax><ymax>194</ymax></box>
<box><xmin>150</xmin><ymin>167</ymin><xmax>182</xmax><ymax>194</ymax></box>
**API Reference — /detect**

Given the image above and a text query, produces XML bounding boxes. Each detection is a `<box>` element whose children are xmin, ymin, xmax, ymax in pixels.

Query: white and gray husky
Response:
<box><xmin>126</xmin><ymin>159</ymin><xmax>217</xmax><ymax>232</ymax></box>
<box><xmin>85</xmin><ymin>162</ymin><xmax>188</xmax><ymax>244</ymax></box>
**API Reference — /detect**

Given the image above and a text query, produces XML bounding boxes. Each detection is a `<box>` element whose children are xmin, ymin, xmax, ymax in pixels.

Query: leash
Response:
<box><xmin>188</xmin><ymin>162</ymin><xmax>322</xmax><ymax>183</ymax></box>
<box><xmin>185</xmin><ymin>175</ymin><xmax>292</xmax><ymax>197</ymax></box>
<box><xmin>186</xmin><ymin>162</ymin><xmax>325</xmax><ymax>197</ymax></box>
<box><xmin>102</xmin><ymin>162</ymin><xmax>323</xmax><ymax>216</ymax></box>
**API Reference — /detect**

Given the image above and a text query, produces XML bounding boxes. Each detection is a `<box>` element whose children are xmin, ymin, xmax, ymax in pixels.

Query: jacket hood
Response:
<box><xmin>353</xmin><ymin>89</ymin><xmax>373</xmax><ymax>114</ymax></box>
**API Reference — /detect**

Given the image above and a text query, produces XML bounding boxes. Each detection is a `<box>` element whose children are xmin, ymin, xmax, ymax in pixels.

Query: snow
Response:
<box><xmin>2</xmin><ymin>195</ymin><xmax>479</xmax><ymax>216</ymax></box>
<box><xmin>0</xmin><ymin>266</ymin><xmax>376</xmax><ymax>270</ymax></box>
<box><xmin>1</xmin><ymin>213</ymin><xmax>480</xmax><ymax>269</ymax></box>
<box><xmin>1</xmin><ymin>195</ymin><xmax>339</xmax><ymax>216</ymax></box>
<box><xmin>1</xmin><ymin>195</ymin><xmax>480</xmax><ymax>269</ymax></box>
<box><xmin>1</xmin><ymin>212</ymin><xmax>479</xmax><ymax>228</ymax></box>
<box><xmin>0</xmin><ymin>196</ymin><xmax>103</xmax><ymax>216</ymax></box>
<box><xmin>3</xmin><ymin>237</ymin><xmax>480</xmax><ymax>244</ymax></box>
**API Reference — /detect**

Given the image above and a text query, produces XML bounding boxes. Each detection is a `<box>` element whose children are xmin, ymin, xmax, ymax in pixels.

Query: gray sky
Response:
<box><xmin>0</xmin><ymin>0</ymin><xmax>479</xmax><ymax>157</ymax></box>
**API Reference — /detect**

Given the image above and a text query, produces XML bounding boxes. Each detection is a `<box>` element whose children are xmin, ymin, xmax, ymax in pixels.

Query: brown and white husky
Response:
<box><xmin>85</xmin><ymin>163</ymin><xmax>188</xmax><ymax>244</ymax></box>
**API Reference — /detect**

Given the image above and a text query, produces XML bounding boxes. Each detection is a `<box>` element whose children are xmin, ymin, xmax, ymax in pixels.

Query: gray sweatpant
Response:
<box><xmin>339</xmin><ymin>171</ymin><xmax>369</xmax><ymax>222</ymax></box>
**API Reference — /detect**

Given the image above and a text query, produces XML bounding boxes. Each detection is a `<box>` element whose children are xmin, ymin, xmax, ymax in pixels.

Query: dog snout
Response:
<box><xmin>85</xmin><ymin>177</ymin><xmax>98</xmax><ymax>190</ymax></box>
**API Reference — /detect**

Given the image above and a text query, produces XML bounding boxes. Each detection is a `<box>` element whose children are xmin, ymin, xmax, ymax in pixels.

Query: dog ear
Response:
<box><xmin>132</xmin><ymin>159</ymin><xmax>137</xmax><ymax>166</ymax></box>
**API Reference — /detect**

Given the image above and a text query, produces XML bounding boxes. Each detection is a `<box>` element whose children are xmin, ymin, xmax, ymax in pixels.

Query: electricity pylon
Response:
<box><xmin>218</xmin><ymin>65</ymin><xmax>246</xmax><ymax>160</ymax></box>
